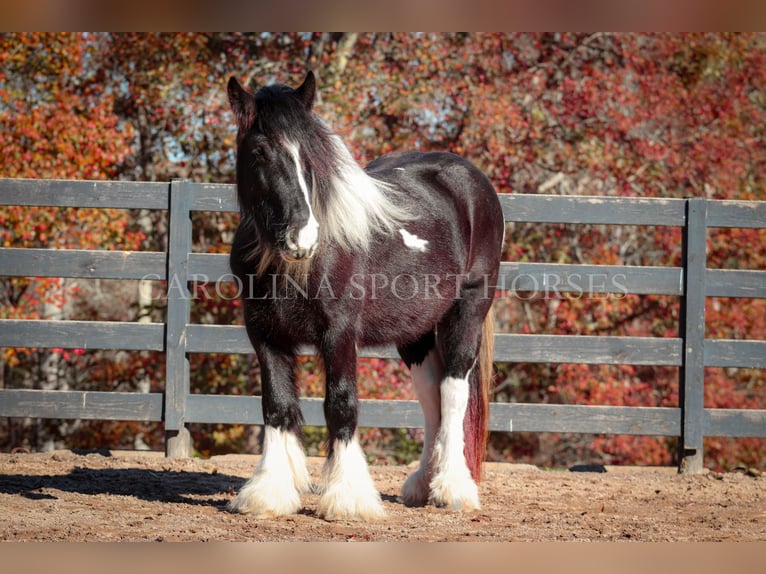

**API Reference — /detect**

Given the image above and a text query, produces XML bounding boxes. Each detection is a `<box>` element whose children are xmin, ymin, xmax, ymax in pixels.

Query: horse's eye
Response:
<box><xmin>252</xmin><ymin>144</ymin><xmax>268</xmax><ymax>163</ymax></box>
<box><xmin>250</xmin><ymin>138</ymin><xmax>272</xmax><ymax>164</ymax></box>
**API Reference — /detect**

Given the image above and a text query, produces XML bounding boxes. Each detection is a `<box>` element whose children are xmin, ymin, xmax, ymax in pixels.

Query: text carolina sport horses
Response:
<box><xmin>226</xmin><ymin>71</ymin><xmax>504</xmax><ymax>520</ymax></box>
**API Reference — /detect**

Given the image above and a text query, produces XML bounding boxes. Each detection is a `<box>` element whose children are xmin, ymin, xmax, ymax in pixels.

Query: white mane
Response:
<box><xmin>314</xmin><ymin>134</ymin><xmax>413</xmax><ymax>253</ymax></box>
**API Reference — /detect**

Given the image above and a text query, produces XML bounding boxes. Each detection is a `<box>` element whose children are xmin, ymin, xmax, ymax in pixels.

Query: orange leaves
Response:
<box><xmin>0</xmin><ymin>51</ymin><xmax>133</xmax><ymax>182</ymax></box>
<box><xmin>2</xmin><ymin>33</ymin><xmax>764</xmax><ymax>466</ymax></box>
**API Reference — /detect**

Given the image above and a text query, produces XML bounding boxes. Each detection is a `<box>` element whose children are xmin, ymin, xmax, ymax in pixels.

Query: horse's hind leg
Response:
<box><xmin>228</xmin><ymin>345</ymin><xmax>311</xmax><ymax>517</ymax></box>
<box><xmin>398</xmin><ymin>334</ymin><xmax>444</xmax><ymax>507</ymax></box>
<box><xmin>316</xmin><ymin>333</ymin><xmax>385</xmax><ymax>520</ymax></box>
<box><xmin>429</xmin><ymin>287</ymin><xmax>492</xmax><ymax>511</ymax></box>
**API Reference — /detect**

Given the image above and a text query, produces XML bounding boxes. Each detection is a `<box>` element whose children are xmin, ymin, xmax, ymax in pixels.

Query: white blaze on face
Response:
<box><xmin>399</xmin><ymin>229</ymin><xmax>429</xmax><ymax>253</ymax></box>
<box><xmin>285</xmin><ymin>140</ymin><xmax>320</xmax><ymax>251</ymax></box>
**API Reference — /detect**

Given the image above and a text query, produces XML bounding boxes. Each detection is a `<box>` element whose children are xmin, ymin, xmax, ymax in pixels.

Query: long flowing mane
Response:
<box><xmin>234</xmin><ymin>76</ymin><xmax>414</xmax><ymax>274</ymax></box>
<box><xmin>303</xmin><ymin>120</ymin><xmax>413</xmax><ymax>253</ymax></box>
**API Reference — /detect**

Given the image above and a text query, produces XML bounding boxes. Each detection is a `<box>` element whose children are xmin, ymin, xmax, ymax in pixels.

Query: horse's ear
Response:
<box><xmin>295</xmin><ymin>71</ymin><xmax>316</xmax><ymax>111</ymax></box>
<box><xmin>227</xmin><ymin>76</ymin><xmax>257</xmax><ymax>131</ymax></box>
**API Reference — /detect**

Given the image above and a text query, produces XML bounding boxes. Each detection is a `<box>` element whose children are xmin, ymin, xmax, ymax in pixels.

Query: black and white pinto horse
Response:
<box><xmin>226</xmin><ymin>71</ymin><xmax>504</xmax><ymax>520</ymax></box>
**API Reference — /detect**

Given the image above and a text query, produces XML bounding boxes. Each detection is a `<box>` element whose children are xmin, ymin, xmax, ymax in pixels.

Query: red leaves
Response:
<box><xmin>2</xmin><ymin>34</ymin><xmax>764</xmax><ymax>467</ymax></box>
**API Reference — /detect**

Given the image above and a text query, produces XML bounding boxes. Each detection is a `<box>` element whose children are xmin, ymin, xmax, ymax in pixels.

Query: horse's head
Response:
<box><xmin>227</xmin><ymin>71</ymin><xmax>320</xmax><ymax>262</ymax></box>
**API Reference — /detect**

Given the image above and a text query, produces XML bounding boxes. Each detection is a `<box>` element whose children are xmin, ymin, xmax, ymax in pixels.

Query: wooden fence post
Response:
<box><xmin>165</xmin><ymin>179</ymin><xmax>192</xmax><ymax>457</ymax></box>
<box><xmin>678</xmin><ymin>198</ymin><xmax>708</xmax><ymax>474</ymax></box>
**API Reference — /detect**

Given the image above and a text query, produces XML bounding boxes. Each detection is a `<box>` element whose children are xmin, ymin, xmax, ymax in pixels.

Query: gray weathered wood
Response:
<box><xmin>185</xmin><ymin>394</ymin><xmax>681</xmax><ymax>436</ymax></box>
<box><xmin>187</xmin><ymin>252</ymin><xmax>232</xmax><ymax>282</ymax></box>
<box><xmin>489</xmin><ymin>403</ymin><xmax>681</xmax><ymax>435</ymax></box>
<box><xmin>3</xmin><ymin>182</ymin><xmax>765</xmax><ymax>459</ymax></box>
<box><xmin>165</xmin><ymin>428</ymin><xmax>192</xmax><ymax>457</ymax></box>
<box><xmin>494</xmin><ymin>334</ymin><xmax>683</xmax><ymax>366</ymax></box>
<box><xmin>186</xmin><ymin>394</ymin><xmax>264</xmax><ymax>424</ymax></box>
<box><xmin>499</xmin><ymin>262</ymin><xmax>683</xmax><ymax>295</ymax></box>
<box><xmin>186</xmin><ymin>325</ymin><xmax>683</xmax><ymax>366</ymax></box>
<box><xmin>164</xmin><ymin>180</ymin><xmax>192</xmax><ymax>457</ymax></box>
<box><xmin>705</xmin><ymin>339</ymin><xmax>766</xmax><ymax>369</ymax></box>
<box><xmin>185</xmin><ymin>324</ymin><xmax>251</xmax><ymax>354</ymax></box>
<box><xmin>0</xmin><ymin>178</ymin><xmax>170</xmax><ymax>209</ymax></box>
<box><xmin>188</xmin><ymin>183</ymin><xmax>239</xmax><ymax>212</ymax></box>
<box><xmin>0</xmin><ymin>247</ymin><xmax>166</xmax><ymax>280</ymax></box>
<box><xmin>0</xmin><ymin>319</ymin><xmax>164</xmax><ymax>351</ymax></box>
<box><xmin>704</xmin><ymin>408</ymin><xmax>766</xmax><ymax>438</ymax></box>
<box><xmin>706</xmin><ymin>269</ymin><xmax>766</xmax><ymax>298</ymax></box>
<box><xmin>499</xmin><ymin>194</ymin><xmax>686</xmax><ymax>226</ymax></box>
<box><xmin>0</xmin><ymin>389</ymin><xmax>163</xmax><ymax>421</ymax></box>
<box><xmin>706</xmin><ymin>199</ymin><xmax>766</xmax><ymax>229</ymax></box>
<box><xmin>679</xmin><ymin>198</ymin><xmax>708</xmax><ymax>474</ymax></box>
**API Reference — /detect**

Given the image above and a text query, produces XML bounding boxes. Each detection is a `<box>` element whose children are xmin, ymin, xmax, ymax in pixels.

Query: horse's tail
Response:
<box><xmin>463</xmin><ymin>306</ymin><xmax>495</xmax><ymax>483</ymax></box>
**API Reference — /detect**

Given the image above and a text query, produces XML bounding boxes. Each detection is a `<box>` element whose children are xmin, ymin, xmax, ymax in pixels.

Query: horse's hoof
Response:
<box><xmin>228</xmin><ymin>479</ymin><xmax>301</xmax><ymax>518</ymax></box>
<box><xmin>317</xmin><ymin>489</ymin><xmax>386</xmax><ymax>521</ymax></box>
<box><xmin>428</xmin><ymin>471</ymin><xmax>480</xmax><ymax>512</ymax></box>
<box><xmin>399</xmin><ymin>468</ymin><xmax>430</xmax><ymax>507</ymax></box>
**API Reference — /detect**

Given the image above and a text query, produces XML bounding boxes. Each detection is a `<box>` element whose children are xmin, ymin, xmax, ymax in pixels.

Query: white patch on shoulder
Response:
<box><xmin>394</xmin><ymin>167</ymin><xmax>406</xmax><ymax>172</ymax></box>
<box><xmin>399</xmin><ymin>229</ymin><xmax>429</xmax><ymax>253</ymax></box>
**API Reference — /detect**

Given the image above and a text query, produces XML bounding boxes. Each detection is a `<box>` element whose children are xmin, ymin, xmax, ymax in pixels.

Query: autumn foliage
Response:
<box><xmin>1</xmin><ymin>33</ymin><xmax>764</xmax><ymax>470</ymax></box>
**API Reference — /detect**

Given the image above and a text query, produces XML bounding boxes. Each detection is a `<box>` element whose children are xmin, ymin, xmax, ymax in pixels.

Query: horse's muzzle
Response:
<box><xmin>282</xmin><ymin>225</ymin><xmax>319</xmax><ymax>262</ymax></box>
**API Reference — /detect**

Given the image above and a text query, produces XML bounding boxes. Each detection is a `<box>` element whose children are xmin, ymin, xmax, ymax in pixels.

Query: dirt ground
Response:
<box><xmin>1</xmin><ymin>449</ymin><xmax>764</xmax><ymax>542</ymax></box>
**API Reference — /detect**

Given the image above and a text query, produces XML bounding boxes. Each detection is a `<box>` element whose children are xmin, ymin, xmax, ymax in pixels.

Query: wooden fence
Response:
<box><xmin>1</xmin><ymin>178</ymin><xmax>765</xmax><ymax>473</ymax></box>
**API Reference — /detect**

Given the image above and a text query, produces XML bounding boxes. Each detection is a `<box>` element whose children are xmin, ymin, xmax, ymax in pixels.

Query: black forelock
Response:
<box><xmin>252</xmin><ymin>83</ymin><xmax>338</xmax><ymax>183</ymax></box>
<box><xmin>253</xmin><ymin>84</ymin><xmax>308</xmax><ymax>134</ymax></box>
<box><xmin>254</xmin><ymin>82</ymin><xmax>296</xmax><ymax>103</ymax></box>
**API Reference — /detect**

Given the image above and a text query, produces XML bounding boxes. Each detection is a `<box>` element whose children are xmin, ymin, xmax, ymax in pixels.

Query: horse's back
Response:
<box><xmin>367</xmin><ymin>150</ymin><xmax>504</xmax><ymax>271</ymax></box>
<box><xmin>367</xmin><ymin>150</ymin><xmax>495</xmax><ymax>201</ymax></box>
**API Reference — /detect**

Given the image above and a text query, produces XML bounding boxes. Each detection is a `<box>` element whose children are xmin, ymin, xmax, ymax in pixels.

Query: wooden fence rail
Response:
<box><xmin>1</xmin><ymin>178</ymin><xmax>765</xmax><ymax>473</ymax></box>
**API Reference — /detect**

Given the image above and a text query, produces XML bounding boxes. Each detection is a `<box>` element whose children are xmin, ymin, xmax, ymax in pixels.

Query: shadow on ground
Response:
<box><xmin>0</xmin><ymin>464</ymin><xmax>244</xmax><ymax>508</ymax></box>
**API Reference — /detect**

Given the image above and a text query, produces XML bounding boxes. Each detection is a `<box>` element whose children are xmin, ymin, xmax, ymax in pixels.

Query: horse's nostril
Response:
<box><xmin>284</xmin><ymin>228</ymin><xmax>299</xmax><ymax>250</ymax></box>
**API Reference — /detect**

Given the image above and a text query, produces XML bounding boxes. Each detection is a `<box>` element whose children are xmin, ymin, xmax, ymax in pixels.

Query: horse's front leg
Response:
<box><xmin>316</xmin><ymin>333</ymin><xmax>385</xmax><ymax>521</ymax></box>
<box><xmin>228</xmin><ymin>345</ymin><xmax>311</xmax><ymax>518</ymax></box>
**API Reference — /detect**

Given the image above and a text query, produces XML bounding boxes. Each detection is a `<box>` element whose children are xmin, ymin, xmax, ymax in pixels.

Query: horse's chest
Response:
<box><xmin>244</xmin><ymin>294</ymin><xmax>318</xmax><ymax>340</ymax></box>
